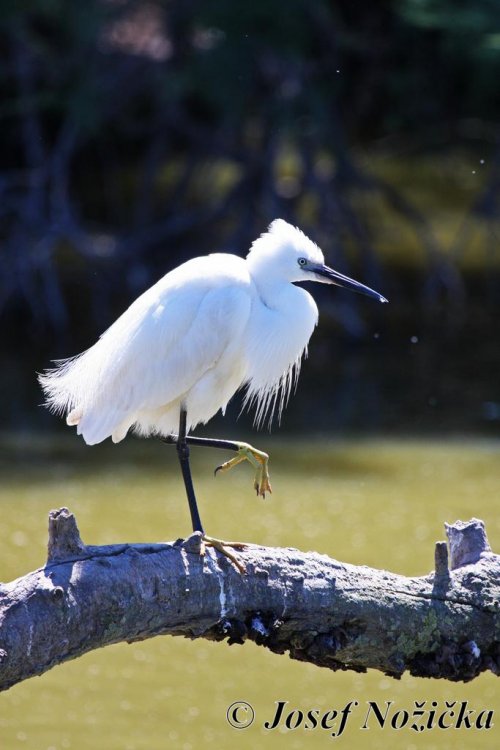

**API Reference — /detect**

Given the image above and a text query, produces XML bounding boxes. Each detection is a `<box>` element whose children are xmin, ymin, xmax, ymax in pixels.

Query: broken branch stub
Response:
<box><xmin>47</xmin><ymin>507</ymin><xmax>86</xmax><ymax>562</ymax></box>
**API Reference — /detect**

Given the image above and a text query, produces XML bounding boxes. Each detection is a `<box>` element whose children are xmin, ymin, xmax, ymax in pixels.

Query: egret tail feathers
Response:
<box><xmin>75</xmin><ymin>407</ymin><xmax>129</xmax><ymax>445</ymax></box>
<box><xmin>66</xmin><ymin>407</ymin><xmax>82</xmax><ymax>426</ymax></box>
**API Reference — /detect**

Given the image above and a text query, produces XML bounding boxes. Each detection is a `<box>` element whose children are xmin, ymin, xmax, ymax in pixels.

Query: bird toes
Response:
<box><xmin>213</xmin><ymin>444</ymin><xmax>272</xmax><ymax>498</ymax></box>
<box><xmin>255</xmin><ymin>477</ymin><xmax>272</xmax><ymax>498</ymax></box>
<box><xmin>202</xmin><ymin>535</ymin><xmax>247</xmax><ymax>574</ymax></box>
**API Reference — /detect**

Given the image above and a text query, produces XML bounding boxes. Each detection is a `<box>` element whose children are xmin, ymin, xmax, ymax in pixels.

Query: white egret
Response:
<box><xmin>39</xmin><ymin>219</ymin><xmax>387</xmax><ymax>571</ymax></box>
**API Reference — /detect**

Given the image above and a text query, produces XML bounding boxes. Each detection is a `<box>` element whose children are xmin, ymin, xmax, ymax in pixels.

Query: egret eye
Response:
<box><xmin>298</xmin><ymin>257</ymin><xmax>307</xmax><ymax>267</ymax></box>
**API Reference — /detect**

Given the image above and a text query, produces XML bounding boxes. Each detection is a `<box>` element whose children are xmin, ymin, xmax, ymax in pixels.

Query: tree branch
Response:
<box><xmin>0</xmin><ymin>510</ymin><xmax>499</xmax><ymax>692</ymax></box>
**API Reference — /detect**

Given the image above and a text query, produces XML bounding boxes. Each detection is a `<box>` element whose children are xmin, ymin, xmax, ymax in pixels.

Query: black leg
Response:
<box><xmin>176</xmin><ymin>408</ymin><xmax>204</xmax><ymax>534</ymax></box>
<box><xmin>163</xmin><ymin>434</ymin><xmax>240</xmax><ymax>452</ymax></box>
<box><xmin>169</xmin><ymin>418</ymin><xmax>251</xmax><ymax>573</ymax></box>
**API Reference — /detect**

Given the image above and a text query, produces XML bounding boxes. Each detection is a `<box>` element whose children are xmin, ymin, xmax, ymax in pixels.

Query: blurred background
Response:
<box><xmin>1</xmin><ymin>2</ymin><xmax>500</xmax><ymax>749</ymax></box>
<box><xmin>1</xmin><ymin>0</ymin><xmax>499</xmax><ymax>435</ymax></box>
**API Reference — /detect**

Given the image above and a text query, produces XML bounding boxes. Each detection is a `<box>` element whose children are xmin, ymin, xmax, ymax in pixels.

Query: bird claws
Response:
<box><xmin>254</xmin><ymin>469</ymin><xmax>272</xmax><ymax>498</ymax></box>
<box><xmin>214</xmin><ymin>442</ymin><xmax>272</xmax><ymax>498</ymax></box>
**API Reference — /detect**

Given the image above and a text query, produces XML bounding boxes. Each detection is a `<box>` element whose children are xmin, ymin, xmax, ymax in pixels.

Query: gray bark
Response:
<box><xmin>0</xmin><ymin>509</ymin><xmax>499</xmax><ymax>692</ymax></box>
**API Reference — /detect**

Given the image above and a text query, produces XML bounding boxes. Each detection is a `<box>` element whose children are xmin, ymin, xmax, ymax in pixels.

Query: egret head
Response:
<box><xmin>247</xmin><ymin>219</ymin><xmax>388</xmax><ymax>303</ymax></box>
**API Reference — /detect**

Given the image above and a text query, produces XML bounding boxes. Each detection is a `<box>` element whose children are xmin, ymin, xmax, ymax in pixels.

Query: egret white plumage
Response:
<box><xmin>39</xmin><ymin>219</ymin><xmax>387</xmax><ymax>571</ymax></box>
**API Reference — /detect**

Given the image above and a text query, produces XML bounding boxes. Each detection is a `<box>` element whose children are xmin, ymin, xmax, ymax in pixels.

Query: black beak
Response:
<box><xmin>313</xmin><ymin>264</ymin><xmax>388</xmax><ymax>304</ymax></box>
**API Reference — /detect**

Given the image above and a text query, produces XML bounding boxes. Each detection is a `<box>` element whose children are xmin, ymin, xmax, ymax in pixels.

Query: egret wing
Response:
<box><xmin>39</xmin><ymin>254</ymin><xmax>252</xmax><ymax>443</ymax></box>
<box><xmin>114</xmin><ymin>270</ymin><xmax>252</xmax><ymax>414</ymax></box>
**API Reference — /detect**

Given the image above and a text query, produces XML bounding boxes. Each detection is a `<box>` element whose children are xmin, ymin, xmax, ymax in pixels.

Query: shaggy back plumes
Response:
<box><xmin>38</xmin><ymin>297</ymin><xmax>147</xmax><ymax>441</ymax></box>
<box><xmin>39</xmin><ymin>351</ymin><xmax>89</xmax><ymax>418</ymax></box>
<box><xmin>39</xmin><ymin>339</ymin><xmax>115</xmax><ymax>417</ymax></box>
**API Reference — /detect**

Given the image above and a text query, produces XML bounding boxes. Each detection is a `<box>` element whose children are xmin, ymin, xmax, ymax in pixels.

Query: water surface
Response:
<box><xmin>0</xmin><ymin>436</ymin><xmax>498</xmax><ymax>749</ymax></box>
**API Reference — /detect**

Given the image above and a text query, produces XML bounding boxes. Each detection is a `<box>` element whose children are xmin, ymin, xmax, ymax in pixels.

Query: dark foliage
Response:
<box><xmin>0</xmin><ymin>1</ymin><xmax>498</xmax><ymax>430</ymax></box>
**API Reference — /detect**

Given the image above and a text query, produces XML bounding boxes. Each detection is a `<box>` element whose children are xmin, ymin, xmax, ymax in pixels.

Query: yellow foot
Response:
<box><xmin>202</xmin><ymin>534</ymin><xmax>247</xmax><ymax>574</ymax></box>
<box><xmin>214</xmin><ymin>442</ymin><xmax>272</xmax><ymax>498</ymax></box>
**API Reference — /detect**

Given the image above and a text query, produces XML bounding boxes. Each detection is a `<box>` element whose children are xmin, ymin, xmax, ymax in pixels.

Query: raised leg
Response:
<box><xmin>163</xmin><ymin>435</ymin><xmax>272</xmax><ymax>498</ymax></box>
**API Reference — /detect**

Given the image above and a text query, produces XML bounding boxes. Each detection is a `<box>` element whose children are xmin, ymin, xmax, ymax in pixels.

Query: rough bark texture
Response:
<box><xmin>0</xmin><ymin>509</ymin><xmax>499</xmax><ymax>692</ymax></box>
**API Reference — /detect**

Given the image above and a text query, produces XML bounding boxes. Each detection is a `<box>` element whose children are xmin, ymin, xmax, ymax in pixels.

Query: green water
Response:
<box><xmin>0</xmin><ymin>436</ymin><xmax>499</xmax><ymax>749</ymax></box>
